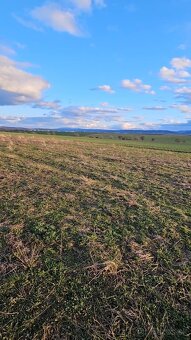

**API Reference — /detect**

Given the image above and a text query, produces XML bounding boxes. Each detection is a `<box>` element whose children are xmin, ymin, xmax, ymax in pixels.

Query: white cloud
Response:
<box><xmin>75</xmin><ymin>105</ymin><xmax>116</xmax><ymax>113</ymax></box>
<box><xmin>31</xmin><ymin>3</ymin><xmax>81</xmax><ymax>36</ymax></box>
<box><xmin>0</xmin><ymin>115</ymin><xmax>24</xmax><ymax>123</ymax></box>
<box><xmin>142</xmin><ymin>106</ymin><xmax>166</xmax><ymax>111</ymax></box>
<box><xmin>171</xmin><ymin>57</ymin><xmax>191</xmax><ymax>69</ymax></box>
<box><xmin>159</xmin><ymin>66</ymin><xmax>190</xmax><ymax>84</ymax></box>
<box><xmin>121</xmin><ymin>78</ymin><xmax>155</xmax><ymax>95</ymax></box>
<box><xmin>121</xmin><ymin>122</ymin><xmax>137</xmax><ymax>129</ymax></box>
<box><xmin>52</xmin><ymin>106</ymin><xmax>134</xmax><ymax>129</ymax></box>
<box><xmin>160</xmin><ymin>57</ymin><xmax>191</xmax><ymax>84</ymax></box>
<box><xmin>0</xmin><ymin>55</ymin><xmax>50</xmax><ymax>105</ymax></box>
<box><xmin>49</xmin><ymin>103</ymin><xmax>132</xmax><ymax>129</ymax></box>
<box><xmin>33</xmin><ymin>100</ymin><xmax>61</xmax><ymax>110</ymax></box>
<box><xmin>156</xmin><ymin>118</ymin><xmax>191</xmax><ymax>131</ymax></box>
<box><xmin>70</xmin><ymin>0</ymin><xmax>92</xmax><ymax>11</ymax></box>
<box><xmin>55</xmin><ymin>116</ymin><xmax>108</xmax><ymax>129</ymax></box>
<box><xmin>46</xmin><ymin>104</ymin><xmax>133</xmax><ymax>131</ymax></box>
<box><xmin>174</xmin><ymin>86</ymin><xmax>191</xmax><ymax>103</ymax></box>
<box><xmin>58</xmin><ymin>105</ymin><xmax>131</xmax><ymax>115</ymax></box>
<box><xmin>175</xmin><ymin>86</ymin><xmax>191</xmax><ymax>95</ymax></box>
<box><xmin>170</xmin><ymin>104</ymin><xmax>191</xmax><ymax>114</ymax></box>
<box><xmin>97</xmin><ymin>85</ymin><xmax>115</xmax><ymax>94</ymax></box>
<box><xmin>159</xmin><ymin>58</ymin><xmax>191</xmax><ymax>105</ymax></box>
<box><xmin>121</xmin><ymin>79</ymin><xmax>137</xmax><ymax>91</ymax></box>
<box><xmin>141</xmin><ymin>122</ymin><xmax>158</xmax><ymax>128</ymax></box>
<box><xmin>15</xmin><ymin>1</ymin><xmax>106</xmax><ymax>36</ymax></box>
<box><xmin>160</xmin><ymin>67</ymin><xmax>175</xmax><ymax>82</ymax></box>
<box><xmin>31</xmin><ymin>103</ymin><xmax>133</xmax><ymax>118</ymax></box>
<box><xmin>1</xmin><ymin>108</ymin><xmax>190</xmax><ymax>131</ymax></box>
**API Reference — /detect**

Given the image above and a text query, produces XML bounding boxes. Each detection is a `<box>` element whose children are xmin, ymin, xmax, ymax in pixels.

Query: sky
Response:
<box><xmin>0</xmin><ymin>0</ymin><xmax>191</xmax><ymax>130</ymax></box>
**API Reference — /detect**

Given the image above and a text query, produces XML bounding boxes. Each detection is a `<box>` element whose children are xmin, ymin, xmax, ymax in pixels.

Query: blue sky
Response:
<box><xmin>0</xmin><ymin>0</ymin><xmax>191</xmax><ymax>130</ymax></box>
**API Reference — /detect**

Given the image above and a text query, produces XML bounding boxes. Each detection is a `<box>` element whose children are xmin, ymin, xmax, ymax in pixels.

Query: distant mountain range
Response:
<box><xmin>0</xmin><ymin>126</ymin><xmax>191</xmax><ymax>135</ymax></box>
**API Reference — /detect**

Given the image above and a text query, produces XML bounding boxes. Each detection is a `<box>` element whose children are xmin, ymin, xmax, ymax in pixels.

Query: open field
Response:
<box><xmin>0</xmin><ymin>133</ymin><xmax>191</xmax><ymax>339</ymax></box>
<box><xmin>3</xmin><ymin>131</ymin><xmax>191</xmax><ymax>153</ymax></box>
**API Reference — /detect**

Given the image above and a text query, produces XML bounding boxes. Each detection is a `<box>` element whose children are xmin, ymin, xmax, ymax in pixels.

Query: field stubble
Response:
<box><xmin>0</xmin><ymin>133</ymin><xmax>191</xmax><ymax>339</ymax></box>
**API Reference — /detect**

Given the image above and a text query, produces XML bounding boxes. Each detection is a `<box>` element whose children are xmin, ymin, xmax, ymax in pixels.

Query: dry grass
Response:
<box><xmin>0</xmin><ymin>133</ymin><xmax>191</xmax><ymax>339</ymax></box>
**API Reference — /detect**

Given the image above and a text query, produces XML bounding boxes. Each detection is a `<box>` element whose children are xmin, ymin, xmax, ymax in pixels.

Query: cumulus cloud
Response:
<box><xmin>96</xmin><ymin>85</ymin><xmax>115</xmax><ymax>94</ymax></box>
<box><xmin>160</xmin><ymin>57</ymin><xmax>191</xmax><ymax>84</ymax></box>
<box><xmin>160</xmin><ymin>66</ymin><xmax>190</xmax><ymax>83</ymax></box>
<box><xmin>171</xmin><ymin>57</ymin><xmax>191</xmax><ymax>69</ymax></box>
<box><xmin>159</xmin><ymin>58</ymin><xmax>191</xmax><ymax>106</ymax></box>
<box><xmin>31</xmin><ymin>3</ymin><xmax>81</xmax><ymax>36</ymax></box>
<box><xmin>121</xmin><ymin>79</ymin><xmax>155</xmax><ymax>95</ymax></box>
<box><xmin>0</xmin><ymin>55</ymin><xmax>50</xmax><ymax>105</ymax></box>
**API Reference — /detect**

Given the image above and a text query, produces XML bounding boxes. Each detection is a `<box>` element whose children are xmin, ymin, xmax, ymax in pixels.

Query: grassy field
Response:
<box><xmin>0</xmin><ymin>133</ymin><xmax>191</xmax><ymax>339</ymax></box>
<box><xmin>2</xmin><ymin>131</ymin><xmax>191</xmax><ymax>152</ymax></box>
